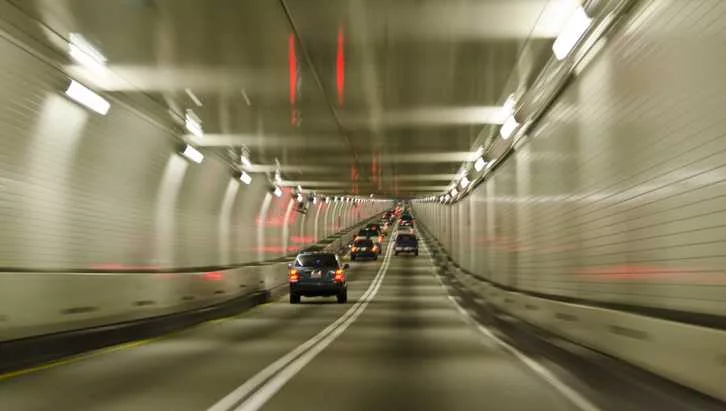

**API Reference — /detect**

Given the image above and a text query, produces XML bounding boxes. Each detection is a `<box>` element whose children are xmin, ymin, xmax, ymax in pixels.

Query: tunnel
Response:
<box><xmin>1</xmin><ymin>0</ymin><xmax>726</xmax><ymax>410</ymax></box>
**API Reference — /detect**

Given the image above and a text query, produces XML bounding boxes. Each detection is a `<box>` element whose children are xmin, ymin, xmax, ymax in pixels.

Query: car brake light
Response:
<box><xmin>289</xmin><ymin>269</ymin><xmax>299</xmax><ymax>283</ymax></box>
<box><xmin>372</xmin><ymin>245</ymin><xmax>379</xmax><ymax>251</ymax></box>
<box><xmin>334</xmin><ymin>269</ymin><xmax>345</xmax><ymax>282</ymax></box>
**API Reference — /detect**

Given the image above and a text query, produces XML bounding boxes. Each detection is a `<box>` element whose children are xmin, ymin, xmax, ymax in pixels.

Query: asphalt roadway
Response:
<box><xmin>0</xmin><ymin>236</ymin><xmax>592</xmax><ymax>411</ymax></box>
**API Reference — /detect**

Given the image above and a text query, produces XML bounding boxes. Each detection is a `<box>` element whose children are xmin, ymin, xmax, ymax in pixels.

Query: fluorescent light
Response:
<box><xmin>272</xmin><ymin>186</ymin><xmax>282</xmax><ymax>197</ymax></box>
<box><xmin>185</xmin><ymin>112</ymin><xmax>203</xmax><ymax>138</ymax></box>
<box><xmin>451</xmin><ymin>188</ymin><xmax>459</xmax><ymax>197</ymax></box>
<box><xmin>296</xmin><ymin>193</ymin><xmax>304</xmax><ymax>203</ymax></box>
<box><xmin>444</xmin><ymin>194</ymin><xmax>451</xmax><ymax>202</ymax></box>
<box><xmin>500</xmin><ymin>116</ymin><xmax>519</xmax><ymax>140</ymax></box>
<box><xmin>474</xmin><ymin>157</ymin><xmax>487</xmax><ymax>172</ymax></box>
<box><xmin>239</xmin><ymin>171</ymin><xmax>252</xmax><ymax>185</ymax></box>
<box><xmin>325</xmin><ymin>197</ymin><xmax>331</xmax><ymax>203</ymax></box>
<box><xmin>313</xmin><ymin>196</ymin><xmax>318</xmax><ymax>204</ymax></box>
<box><xmin>181</xmin><ymin>144</ymin><xmax>204</xmax><ymax>164</ymax></box>
<box><xmin>552</xmin><ymin>6</ymin><xmax>592</xmax><ymax>60</ymax></box>
<box><xmin>65</xmin><ymin>80</ymin><xmax>110</xmax><ymax>115</ymax></box>
<box><xmin>185</xmin><ymin>88</ymin><xmax>203</xmax><ymax>107</ymax></box>
<box><xmin>460</xmin><ymin>176</ymin><xmax>470</xmax><ymax>189</ymax></box>
<box><xmin>68</xmin><ymin>33</ymin><xmax>106</xmax><ymax>71</ymax></box>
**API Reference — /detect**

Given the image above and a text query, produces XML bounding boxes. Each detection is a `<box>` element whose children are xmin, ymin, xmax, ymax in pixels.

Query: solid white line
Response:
<box><xmin>419</xmin><ymin>241</ymin><xmax>601</xmax><ymax>411</ymax></box>
<box><xmin>235</xmin><ymin>248</ymin><xmax>393</xmax><ymax>411</ymax></box>
<box><xmin>207</xmin><ymin>239</ymin><xmax>395</xmax><ymax>411</ymax></box>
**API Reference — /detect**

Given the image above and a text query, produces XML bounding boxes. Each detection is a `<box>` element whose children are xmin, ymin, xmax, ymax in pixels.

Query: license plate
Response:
<box><xmin>311</xmin><ymin>270</ymin><xmax>322</xmax><ymax>279</ymax></box>
<box><xmin>360</xmin><ymin>248</ymin><xmax>368</xmax><ymax>251</ymax></box>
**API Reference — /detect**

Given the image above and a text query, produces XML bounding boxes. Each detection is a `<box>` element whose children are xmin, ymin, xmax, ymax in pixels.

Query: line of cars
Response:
<box><xmin>286</xmin><ymin>207</ymin><xmax>419</xmax><ymax>304</ymax></box>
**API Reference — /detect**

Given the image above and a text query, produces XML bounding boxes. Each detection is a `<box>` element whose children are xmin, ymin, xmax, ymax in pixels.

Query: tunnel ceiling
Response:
<box><xmin>11</xmin><ymin>0</ymin><xmax>563</xmax><ymax>197</ymax></box>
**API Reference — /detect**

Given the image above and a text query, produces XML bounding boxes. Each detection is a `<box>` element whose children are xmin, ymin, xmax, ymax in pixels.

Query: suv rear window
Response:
<box><xmin>354</xmin><ymin>239</ymin><xmax>374</xmax><ymax>247</ymax></box>
<box><xmin>396</xmin><ymin>234</ymin><xmax>417</xmax><ymax>242</ymax></box>
<box><xmin>295</xmin><ymin>254</ymin><xmax>338</xmax><ymax>267</ymax></box>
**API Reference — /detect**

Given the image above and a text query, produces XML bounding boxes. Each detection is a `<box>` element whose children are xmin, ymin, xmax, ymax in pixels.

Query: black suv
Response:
<box><xmin>288</xmin><ymin>252</ymin><xmax>349</xmax><ymax>304</ymax></box>
<box><xmin>394</xmin><ymin>233</ymin><xmax>419</xmax><ymax>256</ymax></box>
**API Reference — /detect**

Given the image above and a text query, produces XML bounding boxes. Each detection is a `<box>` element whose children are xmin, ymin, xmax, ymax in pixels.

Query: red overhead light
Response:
<box><xmin>336</xmin><ymin>26</ymin><xmax>345</xmax><ymax>107</ymax></box>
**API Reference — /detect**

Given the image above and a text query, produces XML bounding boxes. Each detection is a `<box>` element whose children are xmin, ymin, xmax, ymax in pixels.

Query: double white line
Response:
<box><xmin>208</xmin><ymin>238</ymin><xmax>396</xmax><ymax>411</ymax></box>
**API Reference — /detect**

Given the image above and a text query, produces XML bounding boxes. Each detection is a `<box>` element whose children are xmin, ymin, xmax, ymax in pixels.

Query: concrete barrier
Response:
<box><xmin>422</xmin><ymin>228</ymin><xmax>726</xmax><ymax>403</ymax></box>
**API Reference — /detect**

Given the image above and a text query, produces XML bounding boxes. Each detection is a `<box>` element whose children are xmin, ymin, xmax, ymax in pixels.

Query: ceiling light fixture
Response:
<box><xmin>552</xmin><ymin>6</ymin><xmax>592</xmax><ymax>60</ymax></box>
<box><xmin>181</xmin><ymin>144</ymin><xmax>204</xmax><ymax>164</ymax></box>
<box><xmin>474</xmin><ymin>157</ymin><xmax>487</xmax><ymax>172</ymax></box>
<box><xmin>239</xmin><ymin>171</ymin><xmax>252</xmax><ymax>185</ymax></box>
<box><xmin>64</xmin><ymin>80</ymin><xmax>110</xmax><ymax>115</ymax></box>
<box><xmin>460</xmin><ymin>176</ymin><xmax>470</xmax><ymax>189</ymax></box>
<box><xmin>451</xmin><ymin>188</ymin><xmax>459</xmax><ymax>197</ymax></box>
<box><xmin>272</xmin><ymin>186</ymin><xmax>282</xmax><ymax>197</ymax></box>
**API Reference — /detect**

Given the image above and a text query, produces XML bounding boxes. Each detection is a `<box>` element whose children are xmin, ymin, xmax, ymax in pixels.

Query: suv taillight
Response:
<box><xmin>289</xmin><ymin>269</ymin><xmax>299</xmax><ymax>283</ymax></box>
<box><xmin>334</xmin><ymin>269</ymin><xmax>345</xmax><ymax>282</ymax></box>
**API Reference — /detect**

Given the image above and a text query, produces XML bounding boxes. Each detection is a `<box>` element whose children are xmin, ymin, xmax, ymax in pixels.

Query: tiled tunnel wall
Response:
<box><xmin>414</xmin><ymin>0</ymin><xmax>726</xmax><ymax>401</ymax></box>
<box><xmin>0</xmin><ymin>27</ymin><xmax>387</xmax><ymax>341</ymax></box>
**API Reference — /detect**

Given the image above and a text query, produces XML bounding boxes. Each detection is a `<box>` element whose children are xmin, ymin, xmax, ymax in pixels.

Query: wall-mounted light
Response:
<box><xmin>312</xmin><ymin>196</ymin><xmax>318</xmax><ymax>205</ymax></box>
<box><xmin>460</xmin><ymin>176</ymin><xmax>470</xmax><ymax>189</ymax></box>
<box><xmin>65</xmin><ymin>80</ymin><xmax>110</xmax><ymax>115</ymax></box>
<box><xmin>239</xmin><ymin>171</ymin><xmax>252</xmax><ymax>185</ymax></box>
<box><xmin>272</xmin><ymin>186</ymin><xmax>283</xmax><ymax>197</ymax></box>
<box><xmin>296</xmin><ymin>193</ymin><xmax>304</xmax><ymax>203</ymax></box>
<box><xmin>450</xmin><ymin>188</ymin><xmax>459</xmax><ymax>197</ymax></box>
<box><xmin>325</xmin><ymin>197</ymin><xmax>331</xmax><ymax>204</ymax></box>
<box><xmin>185</xmin><ymin>110</ymin><xmax>203</xmax><ymax>138</ymax></box>
<box><xmin>553</xmin><ymin>6</ymin><xmax>592</xmax><ymax>60</ymax></box>
<box><xmin>181</xmin><ymin>144</ymin><xmax>204</xmax><ymax>164</ymax></box>
<box><xmin>474</xmin><ymin>157</ymin><xmax>487</xmax><ymax>172</ymax></box>
<box><xmin>68</xmin><ymin>33</ymin><xmax>106</xmax><ymax>71</ymax></box>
